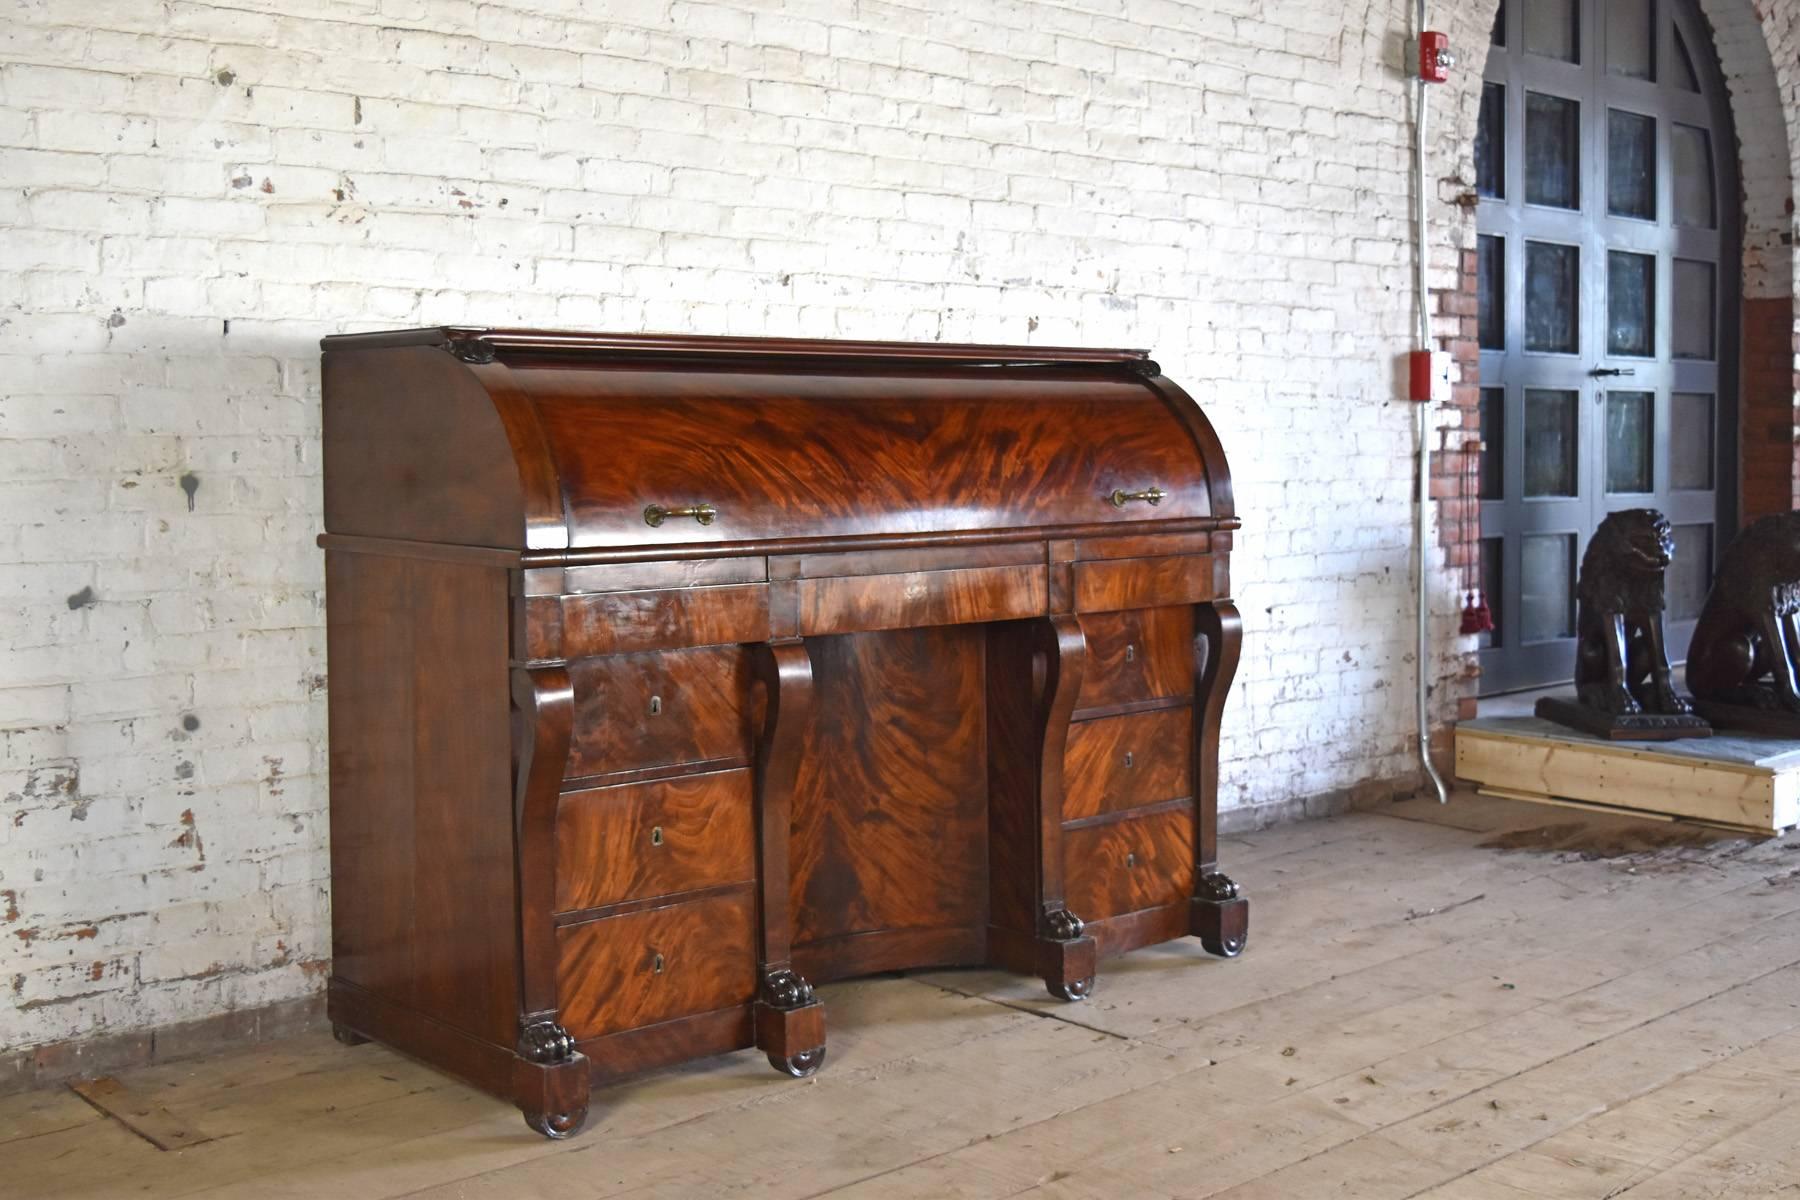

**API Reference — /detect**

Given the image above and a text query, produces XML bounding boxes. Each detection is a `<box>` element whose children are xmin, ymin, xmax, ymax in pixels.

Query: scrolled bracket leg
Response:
<box><xmin>513</xmin><ymin>1018</ymin><xmax>591</xmax><ymax>1140</ymax></box>
<box><xmin>1191</xmin><ymin>872</ymin><xmax>1248</xmax><ymax>958</ymax></box>
<box><xmin>755</xmin><ymin>970</ymin><xmax>826</xmax><ymax>1079</ymax></box>
<box><xmin>1039</xmin><ymin>908</ymin><xmax>1097</xmax><ymax>1002</ymax></box>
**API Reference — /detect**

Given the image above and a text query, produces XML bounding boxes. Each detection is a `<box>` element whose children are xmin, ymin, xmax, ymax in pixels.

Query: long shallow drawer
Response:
<box><xmin>1072</xmin><ymin>554</ymin><xmax>1217</xmax><ymax>614</ymax></box>
<box><xmin>555</xmin><ymin>770</ymin><xmax>756</xmax><ymax>913</ymax></box>
<box><xmin>1064</xmin><ymin>805</ymin><xmax>1195</xmax><ymax>922</ymax></box>
<box><xmin>556</xmin><ymin>889</ymin><xmax>757</xmax><ymax>1040</ymax></box>
<box><xmin>1075</xmin><ymin>606</ymin><xmax>1194</xmax><ymax>713</ymax></box>
<box><xmin>521</xmin><ymin>583</ymin><xmax>771</xmax><ymax>659</ymax></box>
<box><xmin>566</xmin><ymin>646</ymin><xmax>752</xmax><ymax>780</ymax></box>
<box><xmin>797</xmin><ymin>564</ymin><xmax>1047</xmax><ymax>635</ymax></box>
<box><xmin>1064</xmin><ymin>707</ymin><xmax>1191</xmax><ymax>821</ymax></box>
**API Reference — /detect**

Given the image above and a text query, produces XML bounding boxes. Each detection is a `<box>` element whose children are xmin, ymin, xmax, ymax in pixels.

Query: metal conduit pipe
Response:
<box><xmin>1414</xmin><ymin>0</ymin><xmax>1450</xmax><ymax>804</ymax></box>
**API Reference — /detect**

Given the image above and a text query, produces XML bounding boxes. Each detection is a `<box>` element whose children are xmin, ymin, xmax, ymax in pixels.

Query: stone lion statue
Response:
<box><xmin>1685</xmin><ymin>512</ymin><xmax>1800</xmax><ymax>713</ymax></box>
<box><xmin>1572</xmin><ymin>509</ymin><xmax>1692</xmax><ymax>717</ymax></box>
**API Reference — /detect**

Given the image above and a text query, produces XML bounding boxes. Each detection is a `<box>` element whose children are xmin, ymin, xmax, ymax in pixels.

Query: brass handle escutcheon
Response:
<box><xmin>644</xmin><ymin>502</ymin><xmax>717</xmax><ymax>527</ymax></box>
<box><xmin>1109</xmin><ymin>486</ymin><xmax>1166</xmax><ymax>508</ymax></box>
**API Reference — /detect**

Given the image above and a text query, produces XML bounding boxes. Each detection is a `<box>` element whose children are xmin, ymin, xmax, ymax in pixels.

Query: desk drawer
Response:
<box><xmin>556</xmin><ymin>889</ymin><xmax>757</xmax><ymax>1040</ymax></box>
<box><xmin>1064</xmin><ymin>708</ymin><xmax>1191</xmax><ymax>822</ymax></box>
<box><xmin>555</xmin><ymin>770</ymin><xmax>756</xmax><ymax>913</ymax></box>
<box><xmin>1075</xmin><ymin>607</ymin><xmax>1194</xmax><ymax>713</ymax></box>
<box><xmin>797</xmin><ymin>564</ymin><xmax>1047</xmax><ymax>635</ymax></box>
<box><xmin>1072</xmin><ymin>554</ymin><xmax>1217</xmax><ymax>613</ymax></box>
<box><xmin>1064</xmin><ymin>805</ymin><xmax>1194</xmax><ymax>922</ymax></box>
<box><xmin>567</xmin><ymin>647</ymin><xmax>753</xmax><ymax>780</ymax></box>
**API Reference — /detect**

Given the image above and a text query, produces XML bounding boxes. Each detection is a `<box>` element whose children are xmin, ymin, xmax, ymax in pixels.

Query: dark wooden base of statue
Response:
<box><xmin>1534</xmin><ymin>696</ymin><xmax>1712</xmax><ymax>741</ymax></box>
<box><xmin>1690</xmin><ymin>698</ymin><xmax>1800</xmax><ymax>738</ymax></box>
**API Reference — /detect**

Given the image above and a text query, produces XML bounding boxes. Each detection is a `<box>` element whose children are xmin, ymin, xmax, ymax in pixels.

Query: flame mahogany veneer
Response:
<box><xmin>318</xmin><ymin>327</ymin><xmax>1247</xmax><ymax>1139</ymax></box>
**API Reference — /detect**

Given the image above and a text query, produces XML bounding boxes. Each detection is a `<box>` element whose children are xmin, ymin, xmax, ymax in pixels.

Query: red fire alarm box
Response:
<box><xmin>1419</xmin><ymin>31</ymin><xmax>1453</xmax><ymax>83</ymax></box>
<box><xmin>1409</xmin><ymin>350</ymin><xmax>1453</xmax><ymax>403</ymax></box>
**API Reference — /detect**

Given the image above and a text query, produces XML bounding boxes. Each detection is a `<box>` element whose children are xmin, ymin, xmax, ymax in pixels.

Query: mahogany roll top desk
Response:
<box><xmin>319</xmin><ymin>326</ymin><xmax>1246</xmax><ymax>1138</ymax></box>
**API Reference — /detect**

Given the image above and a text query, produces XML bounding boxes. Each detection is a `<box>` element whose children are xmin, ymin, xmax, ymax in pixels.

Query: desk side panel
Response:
<box><xmin>326</xmin><ymin>549</ymin><xmax>521</xmax><ymax>1047</ymax></box>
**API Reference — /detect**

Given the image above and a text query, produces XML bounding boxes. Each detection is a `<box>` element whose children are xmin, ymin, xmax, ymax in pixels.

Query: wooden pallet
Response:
<box><xmin>1455</xmin><ymin>716</ymin><xmax>1800</xmax><ymax>834</ymax></box>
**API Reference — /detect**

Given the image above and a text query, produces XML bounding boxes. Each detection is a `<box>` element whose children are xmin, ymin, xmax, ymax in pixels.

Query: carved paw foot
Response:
<box><xmin>518</xmin><ymin>1019</ymin><xmax>576</xmax><ymax>1064</ymax></box>
<box><xmin>1579</xmin><ymin>683</ymin><xmax>1641</xmax><ymax>715</ymax></box>
<box><xmin>1647</xmin><ymin>685</ymin><xmax>1693</xmax><ymax>715</ymax></box>
<box><xmin>332</xmin><ymin>1022</ymin><xmax>370</xmax><ymax>1047</ymax></box>
<box><xmin>761</xmin><ymin>969</ymin><xmax>815</xmax><ymax>1010</ymax></box>
<box><xmin>1046</xmin><ymin>976</ymin><xmax>1094</xmax><ymax>1002</ymax></box>
<box><xmin>768</xmin><ymin>1047</ymin><xmax>825</xmax><ymax>1078</ymax></box>
<box><xmin>523</xmin><ymin>1106</ymin><xmax>589</xmax><ymax>1139</ymax></box>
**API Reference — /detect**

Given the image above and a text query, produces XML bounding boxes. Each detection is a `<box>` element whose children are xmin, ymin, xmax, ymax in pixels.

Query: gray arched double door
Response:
<box><xmin>1476</xmin><ymin>0</ymin><xmax>1740</xmax><ymax>694</ymax></box>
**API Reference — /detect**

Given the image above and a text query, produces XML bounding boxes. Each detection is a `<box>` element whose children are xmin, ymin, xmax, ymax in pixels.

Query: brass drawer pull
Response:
<box><xmin>1109</xmin><ymin>486</ymin><xmax>1166</xmax><ymax>508</ymax></box>
<box><xmin>643</xmin><ymin>502</ymin><xmax>717</xmax><ymax>527</ymax></box>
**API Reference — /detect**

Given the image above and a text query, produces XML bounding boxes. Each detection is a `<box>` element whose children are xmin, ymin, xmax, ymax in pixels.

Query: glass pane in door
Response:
<box><xmin>1526</xmin><ymin>242</ymin><xmax>1580</xmax><ymax>352</ymax></box>
<box><xmin>1672</xmin><ymin>25</ymin><xmax>1701</xmax><ymax>90</ymax></box>
<box><xmin>1480</xmin><ymin>387</ymin><xmax>1505</xmax><ymax>498</ymax></box>
<box><xmin>1668</xmin><ymin>524</ymin><xmax>1712</xmax><ymax>620</ymax></box>
<box><xmin>1479</xmin><ymin>235</ymin><xmax>1506</xmax><ymax>349</ymax></box>
<box><xmin>1480</xmin><ymin>537</ymin><xmax>1503</xmax><ymax>648</ymax></box>
<box><xmin>1605</xmin><ymin>391</ymin><xmax>1653</xmax><ymax>493</ymax></box>
<box><xmin>1477</xmin><ymin>84</ymin><xmax>1507</xmax><ymax>198</ymax></box>
<box><xmin>1521</xmin><ymin>533</ymin><xmax>1576</xmax><ymax>641</ymax></box>
<box><xmin>1672</xmin><ymin>259</ymin><xmax>1716</xmax><ymax>359</ymax></box>
<box><xmin>1670</xmin><ymin>392</ymin><xmax>1714</xmax><ymax>489</ymax></box>
<box><xmin>1607</xmin><ymin>250</ymin><xmax>1655</xmax><ymax>356</ymax></box>
<box><xmin>1607</xmin><ymin>109</ymin><xmax>1656</xmax><ymax>219</ymax></box>
<box><xmin>1524</xmin><ymin>389</ymin><xmax>1578</xmax><ymax>495</ymax></box>
<box><xmin>1672</xmin><ymin>124</ymin><xmax>1715</xmax><ymax>227</ymax></box>
<box><xmin>1606</xmin><ymin>0</ymin><xmax>1655</xmax><ymax>79</ymax></box>
<box><xmin>1524</xmin><ymin>0</ymin><xmax>1579</xmax><ymax>61</ymax></box>
<box><xmin>1526</xmin><ymin>92</ymin><xmax>1581</xmax><ymax>207</ymax></box>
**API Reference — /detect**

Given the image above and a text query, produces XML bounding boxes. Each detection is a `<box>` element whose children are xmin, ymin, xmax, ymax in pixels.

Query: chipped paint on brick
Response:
<box><xmin>170</xmin><ymin>809</ymin><xmax>205</xmax><ymax>864</ymax></box>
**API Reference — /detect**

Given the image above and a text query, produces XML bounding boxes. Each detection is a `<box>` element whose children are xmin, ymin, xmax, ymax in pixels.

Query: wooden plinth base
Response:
<box><xmin>1691</xmin><ymin>698</ymin><xmax>1800</xmax><ymax>738</ymax></box>
<box><xmin>1534</xmin><ymin>696</ymin><xmax>1712</xmax><ymax>741</ymax></box>
<box><xmin>1455</xmin><ymin>716</ymin><xmax>1800</xmax><ymax>833</ymax></box>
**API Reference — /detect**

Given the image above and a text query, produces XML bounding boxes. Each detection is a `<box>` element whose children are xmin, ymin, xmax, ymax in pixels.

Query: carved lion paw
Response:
<box><xmin>762</xmin><ymin>970</ymin><xmax>815</xmax><ymax>1010</ymax></box>
<box><xmin>1650</xmin><ymin>686</ymin><xmax>1693</xmax><ymax>715</ymax></box>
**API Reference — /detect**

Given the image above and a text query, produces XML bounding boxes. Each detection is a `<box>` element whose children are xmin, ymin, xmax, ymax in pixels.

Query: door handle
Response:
<box><xmin>1590</xmin><ymin>367</ymin><xmax>1636</xmax><ymax>378</ymax></box>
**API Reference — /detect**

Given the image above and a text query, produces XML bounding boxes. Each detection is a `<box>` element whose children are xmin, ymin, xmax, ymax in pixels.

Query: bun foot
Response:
<box><xmin>1193</xmin><ymin>873</ymin><xmax>1249</xmax><ymax>959</ymax></box>
<box><xmin>767</xmin><ymin>1047</ymin><xmax>825</xmax><ymax>1078</ymax></box>
<box><xmin>332</xmin><ymin>1022</ymin><xmax>370</xmax><ymax>1047</ymax></box>
<box><xmin>1047</xmin><ymin>976</ymin><xmax>1093</xmax><ymax>1002</ymax></box>
<box><xmin>523</xmin><ymin>1106</ymin><xmax>589</xmax><ymax>1139</ymax></box>
<box><xmin>1200</xmin><ymin>930</ymin><xmax>1246</xmax><ymax>958</ymax></box>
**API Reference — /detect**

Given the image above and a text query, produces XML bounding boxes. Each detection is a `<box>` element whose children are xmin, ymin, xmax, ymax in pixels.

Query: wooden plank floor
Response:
<box><xmin>10</xmin><ymin>792</ymin><xmax>1800</xmax><ymax>1199</ymax></box>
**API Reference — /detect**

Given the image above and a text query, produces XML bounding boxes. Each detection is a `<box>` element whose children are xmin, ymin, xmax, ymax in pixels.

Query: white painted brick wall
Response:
<box><xmin>1</xmin><ymin>0</ymin><xmax>1794</xmax><ymax>1053</ymax></box>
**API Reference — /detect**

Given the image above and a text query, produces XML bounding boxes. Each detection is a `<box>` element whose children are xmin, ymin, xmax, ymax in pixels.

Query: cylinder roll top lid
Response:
<box><xmin>320</xmin><ymin>327</ymin><xmax>1234</xmax><ymax>558</ymax></box>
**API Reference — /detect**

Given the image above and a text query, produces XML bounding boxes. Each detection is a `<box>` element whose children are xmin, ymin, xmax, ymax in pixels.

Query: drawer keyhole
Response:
<box><xmin>649</xmin><ymin>695</ymin><xmax>663</xmax><ymax>717</ymax></box>
<box><xmin>652</xmin><ymin>952</ymin><xmax>665</xmax><ymax>975</ymax></box>
<box><xmin>1126</xmin><ymin>852</ymin><xmax>1137</xmax><ymax>868</ymax></box>
<box><xmin>1125</xmin><ymin>644</ymin><xmax>1136</xmax><ymax>663</ymax></box>
<box><xmin>1123</xmin><ymin>751</ymin><xmax>1134</xmax><ymax>769</ymax></box>
<box><xmin>650</xmin><ymin>825</ymin><xmax>664</xmax><ymax>847</ymax></box>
